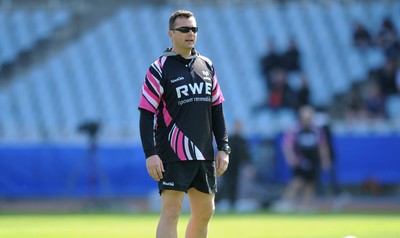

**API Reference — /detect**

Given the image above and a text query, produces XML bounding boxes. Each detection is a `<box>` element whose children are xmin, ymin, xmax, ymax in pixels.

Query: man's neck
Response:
<box><xmin>171</xmin><ymin>47</ymin><xmax>192</xmax><ymax>59</ymax></box>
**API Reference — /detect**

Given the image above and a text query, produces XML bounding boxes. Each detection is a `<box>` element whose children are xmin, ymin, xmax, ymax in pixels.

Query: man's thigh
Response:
<box><xmin>160</xmin><ymin>190</ymin><xmax>185</xmax><ymax>211</ymax></box>
<box><xmin>187</xmin><ymin>188</ymin><xmax>215</xmax><ymax>213</ymax></box>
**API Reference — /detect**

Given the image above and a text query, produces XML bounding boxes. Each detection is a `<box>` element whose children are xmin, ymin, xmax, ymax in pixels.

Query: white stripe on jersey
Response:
<box><xmin>142</xmin><ymin>86</ymin><xmax>159</xmax><ymax>109</ymax></box>
<box><xmin>184</xmin><ymin>136</ymin><xmax>193</xmax><ymax>160</ymax></box>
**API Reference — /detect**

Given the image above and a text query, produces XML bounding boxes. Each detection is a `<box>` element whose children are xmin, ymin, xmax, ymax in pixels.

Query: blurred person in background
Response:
<box><xmin>315</xmin><ymin>111</ymin><xmax>341</xmax><ymax>197</ymax></box>
<box><xmin>296</xmin><ymin>75</ymin><xmax>310</xmax><ymax>110</ymax></box>
<box><xmin>376</xmin><ymin>59</ymin><xmax>397</xmax><ymax>96</ymax></box>
<box><xmin>363</xmin><ymin>82</ymin><xmax>386</xmax><ymax>120</ymax></box>
<box><xmin>353</xmin><ymin>21</ymin><xmax>372</xmax><ymax>49</ymax></box>
<box><xmin>396</xmin><ymin>62</ymin><xmax>400</xmax><ymax>92</ymax></box>
<box><xmin>260</xmin><ymin>39</ymin><xmax>283</xmax><ymax>88</ymax></box>
<box><xmin>273</xmin><ymin>106</ymin><xmax>330</xmax><ymax>212</ymax></box>
<box><xmin>217</xmin><ymin>120</ymin><xmax>251</xmax><ymax>210</ymax></box>
<box><xmin>268</xmin><ymin>69</ymin><xmax>296</xmax><ymax>109</ymax></box>
<box><xmin>375</xmin><ymin>17</ymin><xmax>400</xmax><ymax>60</ymax></box>
<box><xmin>282</xmin><ymin>38</ymin><xmax>301</xmax><ymax>73</ymax></box>
<box><xmin>138</xmin><ymin>10</ymin><xmax>230</xmax><ymax>238</ymax></box>
<box><xmin>343</xmin><ymin>88</ymin><xmax>366</xmax><ymax>123</ymax></box>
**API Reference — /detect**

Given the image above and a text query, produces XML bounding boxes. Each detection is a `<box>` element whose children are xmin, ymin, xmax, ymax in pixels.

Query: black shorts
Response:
<box><xmin>292</xmin><ymin>164</ymin><xmax>319</xmax><ymax>182</ymax></box>
<box><xmin>158</xmin><ymin>160</ymin><xmax>217</xmax><ymax>195</ymax></box>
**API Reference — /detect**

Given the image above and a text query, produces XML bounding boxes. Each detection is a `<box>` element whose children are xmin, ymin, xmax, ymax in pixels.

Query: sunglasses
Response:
<box><xmin>171</xmin><ymin>26</ymin><xmax>198</xmax><ymax>33</ymax></box>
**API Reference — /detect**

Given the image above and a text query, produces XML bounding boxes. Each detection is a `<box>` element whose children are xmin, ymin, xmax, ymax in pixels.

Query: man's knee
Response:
<box><xmin>161</xmin><ymin>205</ymin><xmax>182</xmax><ymax>223</ymax></box>
<box><xmin>160</xmin><ymin>191</ymin><xmax>184</xmax><ymax>222</ymax></box>
<box><xmin>193</xmin><ymin>202</ymin><xmax>215</xmax><ymax>222</ymax></box>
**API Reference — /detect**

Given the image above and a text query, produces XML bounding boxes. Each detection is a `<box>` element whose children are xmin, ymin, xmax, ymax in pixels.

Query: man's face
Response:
<box><xmin>169</xmin><ymin>16</ymin><xmax>197</xmax><ymax>50</ymax></box>
<box><xmin>300</xmin><ymin>109</ymin><xmax>314</xmax><ymax>127</ymax></box>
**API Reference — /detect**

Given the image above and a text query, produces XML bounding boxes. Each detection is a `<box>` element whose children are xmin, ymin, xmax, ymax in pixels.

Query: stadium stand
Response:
<box><xmin>1</xmin><ymin>1</ymin><xmax>399</xmax><ymax>143</ymax></box>
<box><xmin>0</xmin><ymin>0</ymin><xmax>400</xmax><ymax>199</ymax></box>
<box><xmin>0</xmin><ymin>9</ymin><xmax>70</xmax><ymax>64</ymax></box>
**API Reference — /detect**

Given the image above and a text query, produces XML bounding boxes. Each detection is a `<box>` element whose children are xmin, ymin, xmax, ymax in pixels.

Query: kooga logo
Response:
<box><xmin>162</xmin><ymin>181</ymin><xmax>174</xmax><ymax>186</ymax></box>
<box><xmin>176</xmin><ymin>82</ymin><xmax>212</xmax><ymax>98</ymax></box>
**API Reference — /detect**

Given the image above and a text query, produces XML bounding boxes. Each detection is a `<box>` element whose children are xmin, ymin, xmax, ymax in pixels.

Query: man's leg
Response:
<box><xmin>283</xmin><ymin>177</ymin><xmax>303</xmax><ymax>203</ymax></box>
<box><xmin>302</xmin><ymin>182</ymin><xmax>315</xmax><ymax>208</ymax></box>
<box><xmin>185</xmin><ymin>188</ymin><xmax>215</xmax><ymax>238</ymax></box>
<box><xmin>157</xmin><ymin>190</ymin><xmax>185</xmax><ymax>238</ymax></box>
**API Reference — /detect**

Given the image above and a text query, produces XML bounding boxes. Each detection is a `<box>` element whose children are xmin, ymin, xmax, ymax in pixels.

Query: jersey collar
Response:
<box><xmin>162</xmin><ymin>48</ymin><xmax>199</xmax><ymax>59</ymax></box>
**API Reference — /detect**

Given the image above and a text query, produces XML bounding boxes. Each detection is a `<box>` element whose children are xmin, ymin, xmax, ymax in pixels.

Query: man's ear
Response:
<box><xmin>168</xmin><ymin>30</ymin><xmax>173</xmax><ymax>40</ymax></box>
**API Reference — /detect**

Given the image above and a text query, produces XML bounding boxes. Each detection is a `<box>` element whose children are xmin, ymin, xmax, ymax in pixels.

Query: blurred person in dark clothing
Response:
<box><xmin>268</xmin><ymin>69</ymin><xmax>296</xmax><ymax>109</ymax></box>
<box><xmin>396</xmin><ymin>62</ymin><xmax>400</xmax><ymax>92</ymax></box>
<box><xmin>315</xmin><ymin>111</ymin><xmax>341</xmax><ymax>197</ymax></box>
<box><xmin>363</xmin><ymin>82</ymin><xmax>386</xmax><ymax>120</ymax></box>
<box><xmin>375</xmin><ymin>17</ymin><xmax>400</xmax><ymax>60</ymax></box>
<box><xmin>273</xmin><ymin>106</ymin><xmax>330</xmax><ymax>212</ymax></box>
<box><xmin>343</xmin><ymin>89</ymin><xmax>366</xmax><ymax>122</ymax></box>
<box><xmin>282</xmin><ymin>38</ymin><xmax>301</xmax><ymax>72</ymax></box>
<box><xmin>218</xmin><ymin>120</ymin><xmax>251</xmax><ymax>209</ymax></box>
<box><xmin>260</xmin><ymin>39</ymin><xmax>283</xmax><ymax>88</ymax></box>
<box><xmin>296</xmin><ymin>75</ymin><xmax>310</xmax><ymax>109</ymax></box>
<box><xmin>353</xmin><ymin>21</ymin><xmax>372</xmax><ymax>49</ymax></box>
<box><xmin>376</xmin><ymin>59</ymin><xmax>397</xmax><ymax>96</ymax></box>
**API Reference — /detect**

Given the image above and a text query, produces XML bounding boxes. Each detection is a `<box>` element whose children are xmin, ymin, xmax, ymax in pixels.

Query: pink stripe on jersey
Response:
<box><xmin>139</xmin><ymin>94</ymin><xmax>157</xmax><ymax>113</ymax></box>
<box><xmin>143</xmin><ymin>83</ymin><xmax>160</xmax><ymax>103</ymax></box>
<box><xmin>146</xmin><ymin>71</ymin><xmax>161</xmax><ymax>95</ymax></box>
<box><xmin>169</xmin><ymin>124</ymin><xmax>206</xmax><ymax>161</ymax></box>
<box><xmin>211</xmin><ymin>73</ymin><xmax>225</xmax><ymax>106</ymax></box>
<box><xmin>139</xmin><ymin>84</ymin><xmax>160</xmax><ymax>113</ymax></box>
<box><xmin>284</xmin><ymin>131</ymin><xmax>295</xmax><ymax>147</ymax></box>
<box><xmin>162</xmin><ymin>100</ymin><xmax>172</xmax><ymax>127</ymax></box>
<box><xmin>176</xmin><ymin>131</ymin><xmax>187</xmax><ymax>161</ymax></box>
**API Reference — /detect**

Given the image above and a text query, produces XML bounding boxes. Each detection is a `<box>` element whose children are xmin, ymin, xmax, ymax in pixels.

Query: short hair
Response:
<box><xmin>169</xmin><ymin>10</ymin><xmax>195</xmax><ymax>30</ymax></box>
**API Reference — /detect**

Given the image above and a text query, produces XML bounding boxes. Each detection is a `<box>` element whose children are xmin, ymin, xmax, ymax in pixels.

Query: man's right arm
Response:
<box><xmin>282</xmin><ymin>131</ymin><xmax>298</xmax><ymax>167</ymax></box>
<box><xmin>139</xmin><ymin>109</ymin><xmax>164</xmax><ymax>181</ymax></box>
<box><xmin>139</xmin><ymin>109</ymin><xmax>157</xmax><ymax>158</ymax></box>
<box><xmin>138</xmin><ymin>60</ymin><xmax>166</xmax><ymax>181</ymax></box>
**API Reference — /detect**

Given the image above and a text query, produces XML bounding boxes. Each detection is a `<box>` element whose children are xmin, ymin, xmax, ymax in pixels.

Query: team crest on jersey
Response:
<box><xmin>202</xmin><ymin>71</ymin><xmax>210</xmax><ymax>77</ymax></box>
<box><xmin>202</xmin><ymin>71</ymin><xmax>211</xmax><ymax>82</ymax></box>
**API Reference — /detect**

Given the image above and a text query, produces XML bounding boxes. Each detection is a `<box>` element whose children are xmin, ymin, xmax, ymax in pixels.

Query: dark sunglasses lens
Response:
<box><xmin>180</xmin><ymin>27</ymin><xmax>191</xmax><ymax>33</ymax></box>
<box><xmin>176</xmin><ymin>27</ymin><xmax>198</xmax><ymax>33</ymax></box>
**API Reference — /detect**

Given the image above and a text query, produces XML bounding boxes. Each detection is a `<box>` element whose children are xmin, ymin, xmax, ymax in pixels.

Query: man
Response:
<box><xmin>275</xmin><ymin>106</ymin><xmax>330</xmax><ymax>212</ymax></box>
<box><xmin>218</xmin><ymin>120</ymin><xmax>250</xmax><ymax>210</ymax></box>
<box><xmin>138</xmin><ymin>10</ymin><xmax>230</xmax><ymax>238</ymax></box>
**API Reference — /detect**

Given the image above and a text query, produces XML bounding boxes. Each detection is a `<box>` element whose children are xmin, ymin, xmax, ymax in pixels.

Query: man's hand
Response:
<box><xmin>146</xmin><ymin>155</ymin><xmax>164</xmax><ymax>181</ymax></box>
<box><xmin>215</xmin><ymin>151</ymin><xmax>229</xmax><ymax>176</ymax></box>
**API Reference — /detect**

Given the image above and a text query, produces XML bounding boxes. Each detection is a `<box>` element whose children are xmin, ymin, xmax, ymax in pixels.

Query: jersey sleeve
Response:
<box><xmin>283</xmin><ymin>129</ymin><xmax>296</xmax><ymax>148</ymax></box>
<box><xmin>138</xmin><ymin>60</ymin><xmax>164</xmax><ymax>113</ymax></box>
<box><xmin>211</xmin><ymin>70</ymin><xmax>225</xmax><ymax>106</ymax></box>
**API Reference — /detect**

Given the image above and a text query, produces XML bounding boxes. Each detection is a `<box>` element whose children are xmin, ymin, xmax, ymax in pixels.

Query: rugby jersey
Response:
<box><xmin>284</xmin><ymin>125</ymin><xmax>325</xmax><ymax>163</ymax></box>
<box><xmin>138</xmin><ymin>48</ymin><xmax>225</xmax><ymax>163</ymax></box>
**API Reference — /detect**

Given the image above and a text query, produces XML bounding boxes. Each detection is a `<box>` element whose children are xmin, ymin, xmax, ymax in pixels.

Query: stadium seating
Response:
<box><xmin>0</xmin><ymin>1</ymin><xmax>399</xmax><ymax>143</ymax></box>
<box><xmin>0</xmin><ymin>9</ymin><xmax>70</xmax><ymax>64</ymax></box>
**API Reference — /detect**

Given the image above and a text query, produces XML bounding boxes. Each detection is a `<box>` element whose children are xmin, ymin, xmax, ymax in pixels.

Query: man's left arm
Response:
<box><xmin>319</xmin><ymin>130</ymin><xmax>331</xmax><ymax>170</ymax></box>
<box><xmin>212</xmin><ymin>103</ymin><xmax>229</xmax><ymax>176</ymax></box>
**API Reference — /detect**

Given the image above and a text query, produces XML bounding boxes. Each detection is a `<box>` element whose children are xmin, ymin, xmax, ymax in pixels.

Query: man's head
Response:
<box><xmin>299</xmin><ymin>105</ymin><xmax>314</xmax><ymax>128</ymax></box>
<box><xmin>168</xmin><ymin>10</ymin><xmax>197</xmax><ymax>55</ymax></box>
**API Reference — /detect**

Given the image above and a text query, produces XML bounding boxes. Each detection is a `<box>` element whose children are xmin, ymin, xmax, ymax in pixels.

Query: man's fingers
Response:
<box><xmin>216</xmin><ymin>158</ymin><xmax>221</xmax><ymax>170</ymax></box>
<box><xmin>217</xmin><ymin>168</ymin><xmax>224</xmax><ymax>176</ymax></box>
<box><xmin>156</xmin><ymin>166</ymin><xmax>163</xmax><ymax>180</ymax></box>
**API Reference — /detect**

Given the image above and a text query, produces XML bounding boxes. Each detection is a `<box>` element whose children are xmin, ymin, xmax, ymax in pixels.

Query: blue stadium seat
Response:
<box><xmin>386</xmin><ymin>95</ymin><xmax>400</xmax><ymax>120</ymax></box>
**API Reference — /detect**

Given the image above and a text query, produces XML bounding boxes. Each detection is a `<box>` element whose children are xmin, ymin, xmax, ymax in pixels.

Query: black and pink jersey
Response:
<box><xmin>138</xmin><ymin>48</ymin><xmax>225</xmax><ymax>163</ymax></box>
<box><xmin>284</xmin><ymin>125</ymin><xmax>326</xmax><ymax>163</ymax></box>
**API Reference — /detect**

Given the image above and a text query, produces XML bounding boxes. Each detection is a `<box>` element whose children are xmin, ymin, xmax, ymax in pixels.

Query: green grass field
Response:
<box><xmin>0</xmin><ymin>212</ymin><xmax>399</xmax><ymax>238</ymax></box>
